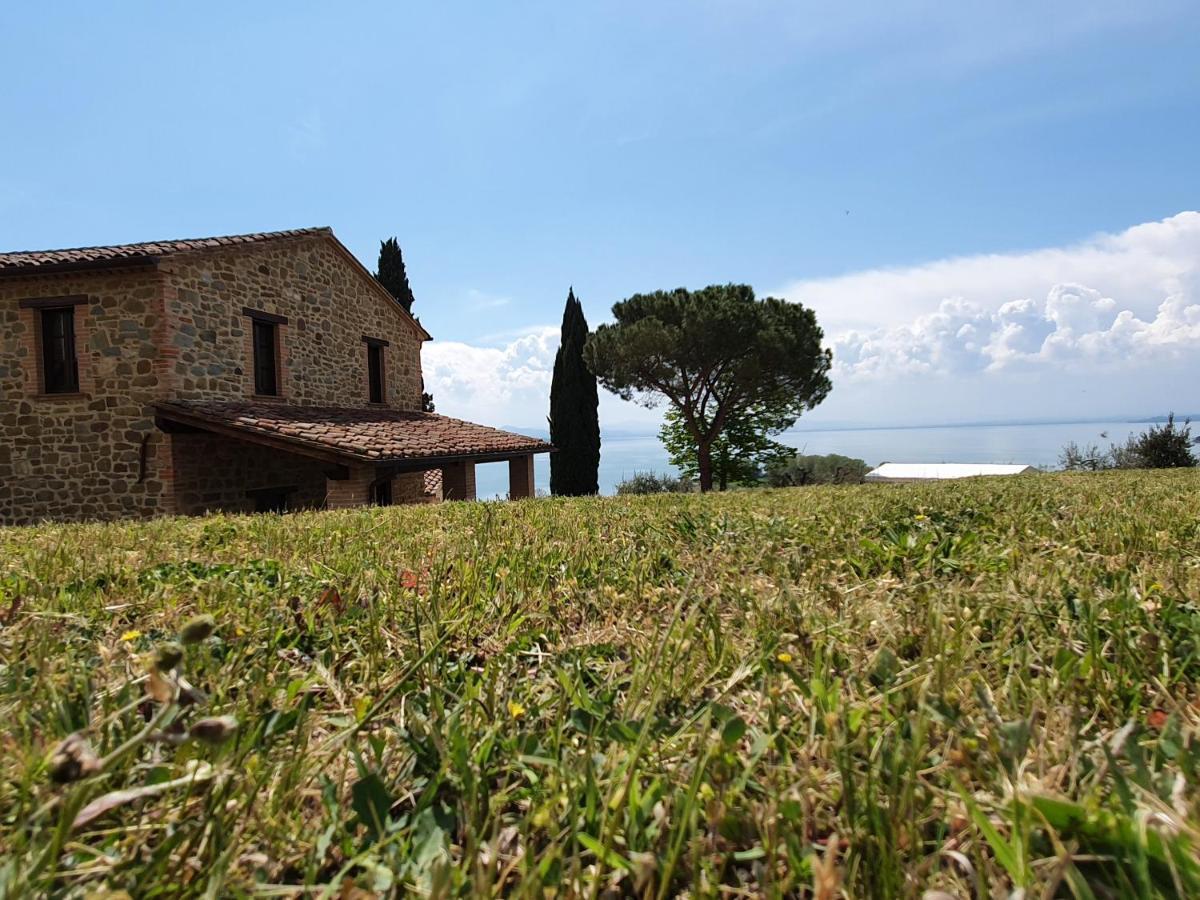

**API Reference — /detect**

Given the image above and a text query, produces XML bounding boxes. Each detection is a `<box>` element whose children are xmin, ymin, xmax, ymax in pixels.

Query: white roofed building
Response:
<box><xmin>864</xmin><ymin>463</ymin><xmax>1035</xmax><ymax>483</ymax></box>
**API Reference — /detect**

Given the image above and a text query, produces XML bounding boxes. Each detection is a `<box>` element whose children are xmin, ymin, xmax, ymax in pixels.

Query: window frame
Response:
<box><xmin>243</xmin><ymin>308</ymin><xmax>287</xmax><ymax>398</ymax></box>
<box><xmin>19</xmin><ymin>296</ymin><xmax>88</xmax><ymax>396</ymax></box>
<box><xmin>252</xmin><ymin>319</ymin><xmax>279</xmax><ymax>396</ymax></box>
<box><xmin>364</xmin><ymin>335</ymin><xmax>388</xmax><ymax>404</ymax></box>
<box><xmin>40</xmin><ymin>307</ymin><xmax>80</xmax><ymax>395</ymax></box>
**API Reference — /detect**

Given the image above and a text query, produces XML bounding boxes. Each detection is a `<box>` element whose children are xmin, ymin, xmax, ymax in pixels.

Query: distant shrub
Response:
<box><xmin>1058</xmin><ymin>441</ymin><xmax>1107</xmax><ymax>472</ymax></box>
<box><xmin>1135</xmin><ymin>415</ymin><xmax>1198</xmax><ymax>468</ymax></box>
<box><xmin>1060</xmin><ymin>414</ymin><xmax>1197</xmax><ymax>471</ymax></box>
<box><xmin>766</xmin><ymin>453</ymin><xmax>871</xmax><ymax>486</ymax></box>
<box><xmin>615</xmin><ymin>471</ymin><xmax>695</xmax><ymax>495</ymax></box>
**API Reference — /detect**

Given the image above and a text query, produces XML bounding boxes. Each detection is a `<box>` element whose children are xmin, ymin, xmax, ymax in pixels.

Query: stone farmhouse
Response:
<box><xmin>0</xmin><ymin>227</ymin><xmax>552</xmax><ymax>525</ymax></box>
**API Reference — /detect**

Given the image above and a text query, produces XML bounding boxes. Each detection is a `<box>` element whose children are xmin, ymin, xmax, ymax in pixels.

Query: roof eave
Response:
<box><xmin>152</xmin><ymin>402</ymin><xmax>552</xmax><ymax>469</ymax></box>
<box><xmin>0</xmin><ymin>256</ymin><xmax>159</xmax><ymax>280</ymax></box>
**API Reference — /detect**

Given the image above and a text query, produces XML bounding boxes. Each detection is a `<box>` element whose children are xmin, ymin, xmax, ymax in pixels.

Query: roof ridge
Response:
<box><xmin>0</xmin><ymin>226</ymin><xmax>331</xmax><ymax>259</ymax></box>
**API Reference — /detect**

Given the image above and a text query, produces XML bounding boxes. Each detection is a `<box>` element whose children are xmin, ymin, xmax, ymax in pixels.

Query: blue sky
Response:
<box><xmin>3</xmin><ymin>1</ymin><xmax>1199</xmax><ymax>429</ymax></box>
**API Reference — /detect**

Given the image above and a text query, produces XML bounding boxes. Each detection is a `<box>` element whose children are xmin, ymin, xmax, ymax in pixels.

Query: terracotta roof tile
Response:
<box><xmin>155</xmin><ymin>401</ymin><xmax>553</xmax><ymax>465</ymax></box>
<box><xmin>423</xmin><ymin>468</ymin><xmax>443</xmax><ymax>496</ymax></box>
<box><xmin>0</xmin><ymin>227</ymin><xmax>331</xmax><ymax>272</ymax></box>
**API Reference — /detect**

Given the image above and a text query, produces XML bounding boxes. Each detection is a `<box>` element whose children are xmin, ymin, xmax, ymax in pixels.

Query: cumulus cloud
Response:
<box><xmin>785</xmin><ymin>212</ymin><xmax>1200</xmax><ymax>382</ymax></box>
<box><xmin>422</xmin><ymin>326</ymin><xmax>559</xmax><ymax>425</ymax></box>
<box><xmin>829</xmin><ymin>282</ymin><xmax>1200</xmax><ymax>380</ymax></box>
<box><xmin>781</xmin><ymin>211</ymin><xmax>1200</xmax><ymax>333</ymax></box>
<box><xmin>422</xmin><ymin>324</ymin><xmax>662</xmax><ymax>429</ymax></box>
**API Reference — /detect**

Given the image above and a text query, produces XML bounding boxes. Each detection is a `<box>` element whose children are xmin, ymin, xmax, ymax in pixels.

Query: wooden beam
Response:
<box><xmin>241</xmin><ymin>307</ymin><xmax>289</xmax><ymax>325</ymax></box>
<box><xmin>154</xmin><ymin>416</ymin><xmax>204</xmax><ymax>434</ymax></box>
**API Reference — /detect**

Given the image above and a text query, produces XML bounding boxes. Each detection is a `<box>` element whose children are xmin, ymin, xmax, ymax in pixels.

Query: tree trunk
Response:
<box><xmin>697</xmin><ymin>441</ymin><xmax>714</xmax><ymax>492</ymax></box>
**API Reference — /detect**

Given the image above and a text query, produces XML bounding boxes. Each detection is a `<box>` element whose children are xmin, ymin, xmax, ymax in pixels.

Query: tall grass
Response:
<box><xmin>1</xmin><ymin>471</ymin><xmax>1199</xmax><ymax>897</ymax></box>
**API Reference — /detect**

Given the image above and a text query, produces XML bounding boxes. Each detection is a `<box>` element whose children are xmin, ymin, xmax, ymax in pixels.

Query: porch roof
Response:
<box><xmin>154</xmin><ymin>400</ymin><xmax>552</xmax><ymax>468</ymax></box>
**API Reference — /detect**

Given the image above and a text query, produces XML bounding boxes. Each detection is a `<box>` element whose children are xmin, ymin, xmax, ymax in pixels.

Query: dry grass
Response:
<box><xmin>1</xmin><ymin>470</ymin><xmax>1199</xmax><ymax>897</ymax></box>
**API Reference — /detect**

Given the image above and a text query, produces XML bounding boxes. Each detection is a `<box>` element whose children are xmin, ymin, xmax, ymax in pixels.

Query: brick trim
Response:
<box><xmin>18</xmin><ymin>295</ymin><xmax>89</xmax><ymax>309</ymax></box>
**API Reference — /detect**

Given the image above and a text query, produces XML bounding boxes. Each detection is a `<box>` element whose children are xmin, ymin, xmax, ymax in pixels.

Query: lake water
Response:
<box><xmin>473</xmin><ymin>419</ymin><xmax>1147</xmax><ymax>498</ymax></box>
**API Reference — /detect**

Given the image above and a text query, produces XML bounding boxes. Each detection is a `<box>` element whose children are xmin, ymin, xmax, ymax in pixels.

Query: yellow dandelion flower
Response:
<box><xmin>507</xmin><ymin>700</ymin><xmax>527</xmax><ymax>720</ymax></box>
<box><xmin>914</xmin><ymin>514</ymin><xmax>929</xmax><ymax>522</ymax></box>
<box><xmin>776</xmin><ymin>651</ymin><xmax>793</xmax><ymax>664</ymax></box>
<box><xmin>120</xmin><ymin>630</ymin><xmax>142</xmax><ymax>642</ymax></box>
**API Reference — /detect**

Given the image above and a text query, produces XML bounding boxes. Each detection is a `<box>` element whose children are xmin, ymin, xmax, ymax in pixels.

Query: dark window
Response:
<box><xmin>251</xmin><ymin>488</ymin><xmax>291</xmax><ymax>513</ymax></box>
<box><xmin>370</xmin><ymin>478</ymin><xmax>393</xmax><ymax>507</ymax></box>
<box><xmin>40</xmin><ymin>307</ymin><xmax>79</xmax><ymax>394</ymax></box>
<box><xmin>253</xmin><ymin>319</ymin><xmax>278</xmax><ymax>395</ymax></box>
<box><xmin>368</xmin><ymin>342</ymin><xmax>385</xmax><ymax>403</ymax></box>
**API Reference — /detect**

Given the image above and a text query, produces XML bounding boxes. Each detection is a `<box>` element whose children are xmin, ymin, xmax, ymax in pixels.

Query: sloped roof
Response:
<box><xmin>0</xmin><ymin>227</ymin><xmax>331</xmax><ymax>272</ymax></box>
<box><xmin>864</xmin><ymin>463</ymin><xmax>1035</xmax><ymax>482</ymax></box>
<box><xmin>155</xmin><ymin>401</ymin><xmax>553</xmax><ymax>467</ymax></box>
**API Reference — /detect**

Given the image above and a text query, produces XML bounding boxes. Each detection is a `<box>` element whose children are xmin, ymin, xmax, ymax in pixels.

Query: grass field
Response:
<box><xmin>2</xmin><ymin>471</ymin><xmax>1200</xmax><ymax>898</ymax></box>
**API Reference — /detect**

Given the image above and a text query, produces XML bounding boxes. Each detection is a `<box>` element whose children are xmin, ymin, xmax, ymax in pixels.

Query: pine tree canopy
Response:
<box><xmin>549</xmin><ymin>289</ymin><xmax>601</xmax><ymax>496</ymax></box>
<box><xmin>584</xmin><ymin>284</ymin><xmax>831</xmax><ymax>492</ymax></box>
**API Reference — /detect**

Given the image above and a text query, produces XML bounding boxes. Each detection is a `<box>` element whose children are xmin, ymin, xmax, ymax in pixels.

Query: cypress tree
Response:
<box><xmin>374</xmin><ymin>237</ymin><xmax>416</xmax><ymax>313</ymax></box>
<box><xmin>549</xmin><ymin>289</ymin><xmax>601</xmax><ymax>495</ymax></box>
<box><xmin>375</xmin><ymin>237</ymin><xmax>431</xmax><ymax>408</ymax></box>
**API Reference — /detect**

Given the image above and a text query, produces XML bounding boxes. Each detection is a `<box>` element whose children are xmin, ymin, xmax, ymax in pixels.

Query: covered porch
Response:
<box><xmin>153</xmin><ymin>401</ymin><xmax>552</xmax><ymax>515</ymax></box>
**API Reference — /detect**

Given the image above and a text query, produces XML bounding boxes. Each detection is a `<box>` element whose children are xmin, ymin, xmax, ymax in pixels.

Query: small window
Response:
<box><xmin>370</xmin><ymin>478</ymin><xmax>393</xmax><ymax>507</ymax></box>
<box><xmin>367</xmin><ymin>342</ymin><xmax>385</xmax><ymax>403</ymax></box>
<box><xmin>41</xmin><ymin>307</ymin><xmax>79</xmax><ymax>394</ymax></box>
<box><xmin>252</xmin><ymin>319</ymin><xmax>278</xmax><ymax>395</ymax></box>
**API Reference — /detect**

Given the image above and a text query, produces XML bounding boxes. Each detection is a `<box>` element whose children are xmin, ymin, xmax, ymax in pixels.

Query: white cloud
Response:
<box><xmin>781</xmin><ymin>211</ymin><xmax>1200</xmax><ymax>335</ymax></box>
<box><xmin>422</xmin><ymin>324</ymin><xmax>662</xmax><ymax>430</ymax></box>
<box><xmin>781</xmin><ymin>212</ymin><xmax>1200</xmax><ymax>390</ymax></box>
<box><xmin>422</xmin><ymin>326</ymin><xmax>558</xmax><ymax>425</ymax></box>
<box><xmin>464</xmin><ymin>288</ymin><xmax>511</xmax><ymax>310</ymax></box>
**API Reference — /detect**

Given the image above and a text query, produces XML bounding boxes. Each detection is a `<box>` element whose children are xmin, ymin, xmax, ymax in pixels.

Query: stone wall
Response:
<box><xmin>325</xmin><ymin>468</ymin><xmax>429</xmax><ymax>510</ymax></box>
<box><xmin>167</xmin><ymin>433</ymin><xmax>330</xmax><ymax>515</ymax></box>
<box><xmin>168</xmin><ymin>443</ymin><xmax>434</xmax><ymax>516</ymax></box>
<box><xmin>160</xmin><ymin>235</ymin><xmax>424</xmax><ymax>409</ymax></box>
<box><xmin>0</xmin><ymin>268</ymin><xmax>171</xmax><ymax>525</ymax></box>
